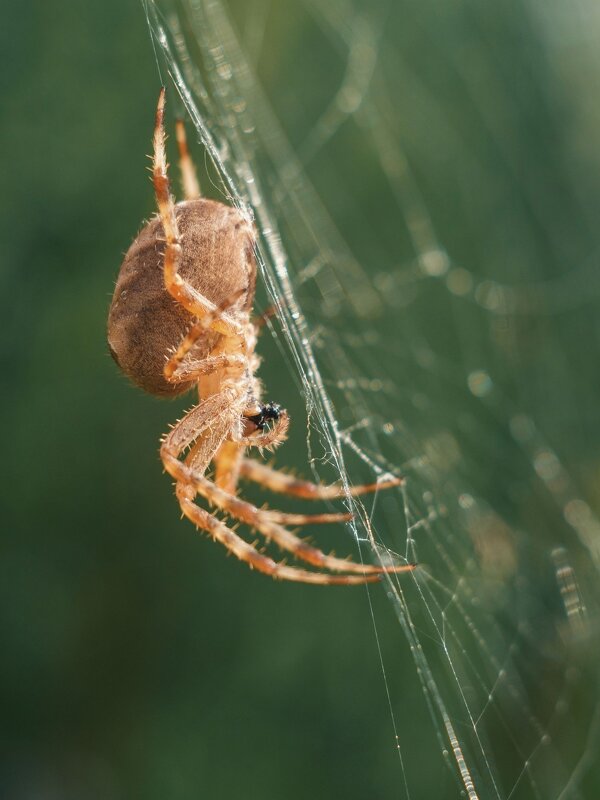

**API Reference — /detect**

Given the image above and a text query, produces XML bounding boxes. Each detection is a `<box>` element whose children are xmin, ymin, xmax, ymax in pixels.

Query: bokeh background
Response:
<box><xmin>3</xmin><ymin>1</ymin><xmax>600</xmax><ymax>798</ymax></box>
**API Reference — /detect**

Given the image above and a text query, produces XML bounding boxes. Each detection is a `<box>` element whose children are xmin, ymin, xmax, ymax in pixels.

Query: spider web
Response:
<box><xmin>143</xmin><ymin>1</ymin><xmax>600</xmax><ymax>797</ymax></box>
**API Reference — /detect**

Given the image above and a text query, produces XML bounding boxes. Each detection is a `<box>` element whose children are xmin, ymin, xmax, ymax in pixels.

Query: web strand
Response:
<box><xmin>143</xmin><ymin>2</ymin><xmax>600</xmax><ymax>796</ymax></box>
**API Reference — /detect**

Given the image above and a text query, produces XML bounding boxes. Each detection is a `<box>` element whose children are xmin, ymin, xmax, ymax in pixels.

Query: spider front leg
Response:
<box><xmin>152</xmin><ymin>88</ymin><xmax>244</xmax><ymax>340</ymax></box>
<box><xmin>160</xmin><ymin>389</ymin><xmax>240</xmax><ymax>485</ymax></box>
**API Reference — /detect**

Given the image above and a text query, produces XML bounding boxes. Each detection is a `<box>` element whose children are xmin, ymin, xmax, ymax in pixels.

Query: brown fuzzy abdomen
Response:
<box><xmin>107</xmin><ymin>199</ymin><xmax>256</xmax><ymax>397</ymax></box>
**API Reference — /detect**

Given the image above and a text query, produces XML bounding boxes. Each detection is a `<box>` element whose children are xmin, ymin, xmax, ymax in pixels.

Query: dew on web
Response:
<box><xmin>144</xmin><ymin>1</ymin><xmax>600</xmax><ymax>796</ymax></box>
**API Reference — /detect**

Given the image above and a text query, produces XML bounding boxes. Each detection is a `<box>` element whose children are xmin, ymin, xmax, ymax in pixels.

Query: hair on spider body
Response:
<box><xmin>106</xmin><ymin>88</ymin><xmax>413</xmax><ymax>586</ymax></box>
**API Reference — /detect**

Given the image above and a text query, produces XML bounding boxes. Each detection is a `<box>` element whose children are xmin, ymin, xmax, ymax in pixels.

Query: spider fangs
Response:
<box><xmin>107</xmin><ymin>88</ymin><xmax>415</xmax><ymax>586</ymax></box>
<box><xmin>245</xmin><ymin>402</ymin><xmax>282</xmax><ymax>433</ymax></box>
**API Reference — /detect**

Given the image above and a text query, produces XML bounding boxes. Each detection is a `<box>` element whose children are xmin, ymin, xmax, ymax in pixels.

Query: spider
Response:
<box><xmin>107</xmin><ymin>88</ymin><xmax>414</xmax><ymax>585</ymax></box>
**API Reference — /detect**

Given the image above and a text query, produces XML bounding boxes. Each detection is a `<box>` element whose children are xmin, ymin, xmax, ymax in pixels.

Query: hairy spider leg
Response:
<box><xmin>213</xmin><ymin>440</ymin><xmax>351</xmax><ymax>525</ymax></box>
<box><xmin>183</xmin><ymin>471</ymin><xmax>414</xmax><ymax>577</ymax></box>
<box><xmin>160</xmin><ymin>391</ymin><xmax>385</xmax><ymax>584</ymax></box>
<box><xmin>165</xmin><ymin>352</ymin><xmax>245</xmax><ymax>385</ymax></box>
<box><xmin>164</xmin><ymin>289</ymin><xmax>247</xmax><ymax>383</ymax></box>
<box><xmin>152</xmin><ymin>88</ymin><xmax>244</xmax><ymax>341</ymax></box>
<box><xmin>174</xmin><ymin>484</ymin><xmax>381</xmax><ymax>585</ymax></box>
<box><xmin>160</xmin><ymin>390</ymin><xmax>240</xmax><ymax>475</ymax></box>
<box><xmin>164</xmin><ymin>407</ymin><xmax>412</xmax><ymax>577</ymax></box>
<box><xmin>239</xmin><ymin>458</ymin><xmax>405</xmax><ymax>499</ymax></box>
<box><xmin>213</xmin><ymin>440</ymin><xmax>243</xmax><ymax>494</ymax></box>
<box><xmin>161</xmin><ymin>394</ymin><xmax>408</xmax><ymax>576</ymax></box>
<box><xmin>154</xmin><ymin>91</ymin><xmax>248</xmax><ymax>387</ymax></box>
<box><xmin>161</xmin><ymin>395</ymin><xmax>346</xmax><ymax>526</ymax></box>
<box><xmin>175</xmin><ymin>118</ymin><xmax>201</xmax><ymax>200</ymax></box>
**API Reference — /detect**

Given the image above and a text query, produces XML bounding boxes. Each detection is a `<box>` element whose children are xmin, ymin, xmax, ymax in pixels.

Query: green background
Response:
<box><xmin>3</xmin><ymin>1</ymin><xmax>600</xmax><ymax>798</ymax></box>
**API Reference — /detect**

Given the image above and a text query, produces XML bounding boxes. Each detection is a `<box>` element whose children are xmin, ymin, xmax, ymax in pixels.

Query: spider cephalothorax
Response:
<box><xmin>107</xmin><ymin>88</ymin><xmax>414</xmax><ymax>585</ymax></box>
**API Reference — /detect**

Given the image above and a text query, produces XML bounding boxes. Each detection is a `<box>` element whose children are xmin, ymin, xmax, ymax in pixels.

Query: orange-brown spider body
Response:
<box><xmin>107</xmin><ymin>88</ymin><xmax>413</xmax><ymax>586</ymax></box>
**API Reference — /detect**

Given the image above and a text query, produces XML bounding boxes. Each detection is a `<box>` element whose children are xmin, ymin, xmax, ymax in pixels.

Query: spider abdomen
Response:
<box><xmin>107</xmin><ymin>198</ymin><xmax>256</xmax><ymax>397</ymax></box>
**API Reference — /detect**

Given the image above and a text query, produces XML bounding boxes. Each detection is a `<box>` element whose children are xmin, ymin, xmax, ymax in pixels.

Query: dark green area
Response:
<box><xmin>2</xmin><ymin>1</ymin><xmax>600</xmax><ymax>798</ymax></box>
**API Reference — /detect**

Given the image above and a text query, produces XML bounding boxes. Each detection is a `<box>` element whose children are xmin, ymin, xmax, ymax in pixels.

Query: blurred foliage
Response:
<box><xmin>2</xmin><ymin>1</ymin><xmax>600</xmax><ymax>798</ymax></box>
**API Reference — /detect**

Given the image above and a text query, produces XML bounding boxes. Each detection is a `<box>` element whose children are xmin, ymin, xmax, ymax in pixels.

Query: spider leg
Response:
<box><xmin>161</xmin><ymin>394</ymin><xmax>384</xmax><ymax>584</ymax></box>
<box><xmin>167</xmin><ymin>403</ymin><xmax>346</xmax><ymax>528</ymax></box>
<box><xmin>252</xmin><ymin>303</ymin><xmax>277</xmax><ymax>333</ymax></box>
<box><xmin>214</xmin><ymin>440</ymin><xmax>244</xmax><ymax>494</ymax></box>
<box><xmin>238</xmin><ymin>413</ymin><xmax>352</xmax><ymax>523</ymax></box>
<box><xmin>165</xmin><ymin>353</ymin><xmax>245</xmax><ymax>385</ymax></box>
<box><xmin>160</xmin><ymin>388</ymin><xmax>242</xmax><ymax>484</ymax></box>
<box><xmin>152</xmin><ymin>88</ymin><xmax>244</xmax><ymax>340</ymax></box>
<box><xmin>175</xmin><ymin>482</ymin><xmax>381</xmax><ymax>585</ymax></box>
<box><xmin>175</xmin><ymin>118</ymin><xmax>201</xmax><ymax>200</ymax></box>
<box><xmin>164</xmin><ymin>288</ymin><xmax>248</xmax><ymax>383</ymax></box>
<box><xmin>213</xmin><ymin>441</ymin><xmax>352</xmax><ymax>525</ymax></box>
<box><xmin>183</xmin><ymin>473</ymin><xmax>414</xmax><ymax>576</ymax></box>
<box><xmin>239</xmin><ymin>458</ymin><xmax>405</xmax><ymax>499</ymax></box>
